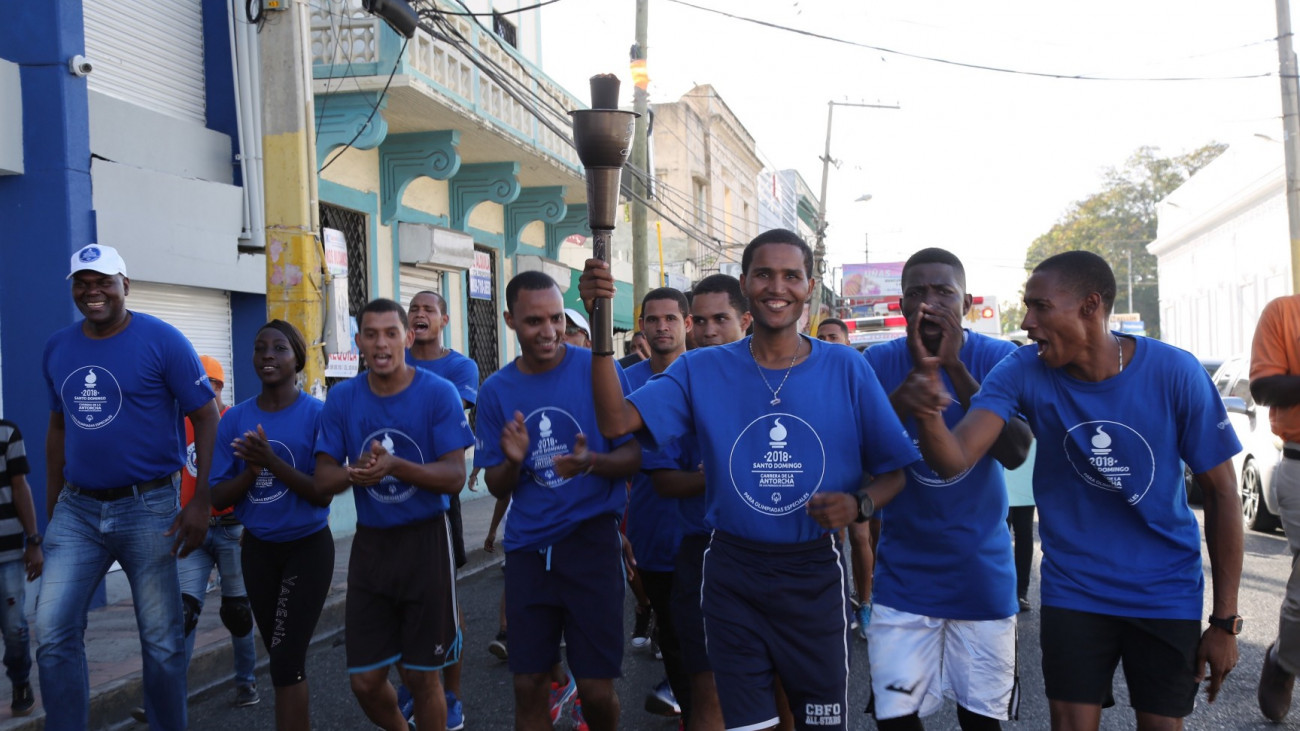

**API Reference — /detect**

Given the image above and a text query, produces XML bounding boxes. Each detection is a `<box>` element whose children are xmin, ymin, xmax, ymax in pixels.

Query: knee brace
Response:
<box><xmin>182</xmin><ymin>594</ymin><xmax>202</xmax><ymax>637</ymax></box>
<box><xmin>220</xmin><ymin>596</ymin><xmax>254</xmax><ymax>637</ymax></box>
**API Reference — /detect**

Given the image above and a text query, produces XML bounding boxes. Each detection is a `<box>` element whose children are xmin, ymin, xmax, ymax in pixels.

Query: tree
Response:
<box><xmin>1023</xmin><ymin>143</ymin><xmax>1226</xmax><ymax>339</ymax></box>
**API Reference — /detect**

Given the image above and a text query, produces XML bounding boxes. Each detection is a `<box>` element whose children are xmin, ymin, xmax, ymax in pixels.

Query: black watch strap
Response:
<box><xmin>25</xmin><ymin>534</ymin><xmax>42</xmax><ymax>548</ymax></box>
<box><xmin>1208</xmin><ymin>614</ymin><xmax>1243</xmax><ymax>635</ymax></box>
<box><xmin>855</xmin><ymin>492</ymin><xmax>875</xmax><ymax>524</ymax></box>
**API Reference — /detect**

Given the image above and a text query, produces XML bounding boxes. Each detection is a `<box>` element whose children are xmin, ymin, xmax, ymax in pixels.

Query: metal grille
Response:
<box><xmin>467</xmin><ymin>247</ymin><xmax>499</xmax><ymax>382</ymax></box>
<box><xmin>320</xmin><ymin>203</ymin><xmax>369</xmax><ymax>317</ymax></box>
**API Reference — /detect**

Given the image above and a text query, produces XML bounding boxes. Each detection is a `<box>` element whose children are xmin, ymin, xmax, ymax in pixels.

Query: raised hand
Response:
<box><xmin>500</xmin><ymin>411</ymin><xmax>529</xmax><ymax>465</ymax></box>
<box><xmin>553</xmin><ymin>433</ymin><xmax>595</xmax><ymax>479</ymax></box>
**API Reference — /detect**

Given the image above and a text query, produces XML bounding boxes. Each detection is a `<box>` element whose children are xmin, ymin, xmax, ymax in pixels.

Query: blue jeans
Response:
<box><xmin>0</xmin><ymin>560</ymin><xmax>31</xmax><ymax>685</ymax></box>
<box><xmin>36</xmin><ymin>484</ymin><xmax>188</xmax><ymax>731</ymax></box>
<box><xmin>178</xmin><ymin>522</ymin><xmax>256</xmax><ymax>686</ymax></box>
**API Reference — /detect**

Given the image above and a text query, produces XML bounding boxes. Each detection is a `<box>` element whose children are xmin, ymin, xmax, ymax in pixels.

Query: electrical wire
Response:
<box><xmin>318</xmin><ymin>37</ymin><xmax>409</xmax><ymax>173</ymax></box>
<box><xmin>664</xmin><ymin>0</ymin><xmax>1274</xmax><ymax>82</ymax></box>
<box><xmin>435</xmin><ymin>0</ymin><xmax>564</xmax><ymax>16</ymax></box>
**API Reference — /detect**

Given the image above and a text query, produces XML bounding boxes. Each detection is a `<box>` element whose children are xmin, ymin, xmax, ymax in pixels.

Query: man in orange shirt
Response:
<box><xmin>1252</xmin><ymin>294</ymin><xmax>1300</xmax><ymax>722</ymax></box>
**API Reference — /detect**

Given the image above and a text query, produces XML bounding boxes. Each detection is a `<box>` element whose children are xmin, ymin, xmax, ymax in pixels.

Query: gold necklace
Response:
<box><xmin>750</xmin><ymin>337</ymin><xmax>800</xmax><ymax>406</ymax></box>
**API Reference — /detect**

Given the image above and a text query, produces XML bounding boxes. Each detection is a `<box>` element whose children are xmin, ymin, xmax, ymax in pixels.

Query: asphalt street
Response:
<box><xmin>174</xmin><ymin>509</ymin><xmax>1300</xmax><ymax>730</ymax></box>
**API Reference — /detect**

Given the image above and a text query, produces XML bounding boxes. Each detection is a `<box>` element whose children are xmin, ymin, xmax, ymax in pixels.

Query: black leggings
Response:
<box><xmin>242</xmin><ymin>526</ymin><xmax>335</xmax><ymax>687</ymax></box>
<box><xmin>1006</xmin><ymin>506</ymin><xmax>1035</xmax><ymax>600</ymax></box>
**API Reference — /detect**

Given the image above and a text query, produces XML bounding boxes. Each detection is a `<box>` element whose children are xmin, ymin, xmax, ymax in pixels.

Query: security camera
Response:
<box><xmin>68</xmin><ymin>55</ymin><xmax>93</xmax><ymax>77</ymax></box>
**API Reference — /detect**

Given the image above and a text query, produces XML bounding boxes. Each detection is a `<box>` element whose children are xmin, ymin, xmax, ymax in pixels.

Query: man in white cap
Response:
<box><xmin>564</xmin><ymin>308</ymin><xmax>592</xmax><ymax>349</ymax></box>
<box><xmin>39</xmin><ymin>244</ymin><xmax>219</xmax><ymax>730</ymax></box>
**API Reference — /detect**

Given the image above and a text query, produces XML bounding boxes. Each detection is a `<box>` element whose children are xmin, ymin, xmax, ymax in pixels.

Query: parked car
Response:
<box><xmin>1203</xmin><ymin>355</ymin><xmax>1284</xmax><ymax>532</ymax></box>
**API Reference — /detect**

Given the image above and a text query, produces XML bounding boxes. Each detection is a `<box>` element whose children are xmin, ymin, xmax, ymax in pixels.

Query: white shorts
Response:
<box><xmin>866</xmin><ymin>603</ymin><xmax>1019</xmax><ymax>721</ymax></box>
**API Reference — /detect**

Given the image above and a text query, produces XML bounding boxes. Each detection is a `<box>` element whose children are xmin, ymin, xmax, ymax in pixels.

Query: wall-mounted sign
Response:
<box><xmin>322</xmin><ymin>228</ymin><xmax>348</xmax><ymax>277</ymax></box>
<box><xmin>469</xmin><ymin>251</ymin><xmax>493</xmax><ymax>300</ymax></box>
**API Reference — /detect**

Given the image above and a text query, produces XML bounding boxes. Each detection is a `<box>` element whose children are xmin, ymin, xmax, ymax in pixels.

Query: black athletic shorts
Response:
<box><xmin>671</xmin><ymin>533</ymin><xmax>711</xmax><ymax>674</ymax></box>
<box><xmin>346</xmin><ymin>515</ymin><xmax>459</xmax><ymax>673</ymax></box>
<box><xmin>1041</xmin><ymin>605</ymin><xmax>1201</xmax><ymax>718</ymax></box>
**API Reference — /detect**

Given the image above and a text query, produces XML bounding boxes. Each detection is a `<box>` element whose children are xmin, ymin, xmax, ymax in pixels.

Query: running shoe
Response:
<box><xmin>855</xmin><ymin>603</ymin><xmax>872</xmax><ymax>640</ymax></box>
<box><xmin>489</xmin><ymin>629</ymin><xmax>508</xmax><ymax>660</ymax></box>
<box><xmin>397</xmin><ymin>684</ymin><xmax>415</xmax><ymax>727</ymax></box>
<box><xmin>235</xmin><ymin>683</ymin><xmax>261</xmax><ymax>707</ymax></box>
<box><xmin>631</xmin><ymin>604</ymin><xmax>654</xmax><ymax>648</ymax></box>
<box><xmin>10</xmin><ymin>683</ymin><xmax>33</xmax><ymax>717</ymax></box>
<box><xmin>1018</xmin><ymin>596</ymin><xmax>1032</xmax><ymax>613</ymax></box>
<box><xmin>445</xmin><ymin>690</ymin><xmax>465</xmax><ymax>731</ymax></box>
<box><xmin>644</xmin><ymin>678</ymin><xmax>681</xmax><ymax>716</ymax></box>
<box><xmin>549</xmin><ymin>671</ymin><xmax>577</xmax><ymax>723</ymax></box>
<box><xmin>570</xmin><ymin>696</ymin><xmax>590</xmax><ymax>731</ymax></box>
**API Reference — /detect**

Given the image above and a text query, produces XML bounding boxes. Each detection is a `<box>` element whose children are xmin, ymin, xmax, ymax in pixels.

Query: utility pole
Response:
<box><xmin>630</xmin><ymin>0</ymin><xmax>650</xmax><ymax>320</ymax></box>
<box><xmin>261</xmin><ymin>1</ymin><xmax>326</xmax><ymax>395</ymax></box>
<box><xmin>1277</xmin><ymin>0</ymin><xmax>1300</xmax><ymax>293</ymax></box>
<box><xmin>809</xmin><ymin>100</ymin><xmax>898</xmax><ymax>334</ymax></box>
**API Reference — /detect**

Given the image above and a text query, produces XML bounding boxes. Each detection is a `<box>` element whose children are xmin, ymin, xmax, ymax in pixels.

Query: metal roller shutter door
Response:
<box><xmin>128</xmin><ymin>282</ymin><xmax>234</xmax><ymax>398</ymax></box>
<box><xmin>398</xmin><ymin>265</ymin><xmax>443</xmax><ymax>311</ymax></box>
<box><xmin>83</xmin><ymin>0</ymin><xmax>207</xmax><ymax>124</ymax></box>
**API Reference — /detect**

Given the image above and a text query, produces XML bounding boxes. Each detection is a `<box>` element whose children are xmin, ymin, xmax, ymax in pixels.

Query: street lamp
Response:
<box><xmin>809</xmin><ymin>101</ymin><xmax>897</xmax><ymax>334</ymax></box>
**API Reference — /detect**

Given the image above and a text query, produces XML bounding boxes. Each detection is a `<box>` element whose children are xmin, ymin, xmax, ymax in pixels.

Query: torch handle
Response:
<box><xmin>591</xmin><ymin>228</ymin><xmax>614</xmax><ymax>354</ymax></box>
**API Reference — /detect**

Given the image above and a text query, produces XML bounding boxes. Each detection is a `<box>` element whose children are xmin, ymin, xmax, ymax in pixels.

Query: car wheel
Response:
<box><xmin>1243</xmin><ymin>459</ymin><xmax>1281</xmax><ymax>533</ymax></box>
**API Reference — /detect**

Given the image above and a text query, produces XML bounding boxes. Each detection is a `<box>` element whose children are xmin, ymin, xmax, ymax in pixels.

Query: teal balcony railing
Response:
<box><xmin>309</xmin><ymin>0</ymin><xmax>583</xmax><ymax>173</ymax></box>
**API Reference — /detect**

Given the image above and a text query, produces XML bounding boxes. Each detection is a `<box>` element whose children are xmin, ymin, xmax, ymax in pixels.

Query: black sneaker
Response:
<box><xmin>631</xmin><ymin>604</ymin><xmax>653</xmax><ymax>649</ymax></box>
<box><xmin>10</xmin><ymin>683</ymin><xmax>33</xmax><ymax>717</ymax></box>
<box><xmin>489</xmin><ymin>629</ymin><xmax>508</xmax><ymax>660</ymax></box>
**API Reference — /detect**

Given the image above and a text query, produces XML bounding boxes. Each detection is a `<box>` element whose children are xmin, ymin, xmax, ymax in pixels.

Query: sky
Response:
<box><xmin>533</xmin><ymin>0</ymin><xmax>1287</xmax><ymax>302</ymax></box>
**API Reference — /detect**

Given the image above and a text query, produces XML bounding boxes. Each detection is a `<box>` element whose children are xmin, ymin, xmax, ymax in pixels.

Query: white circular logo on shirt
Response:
<box><xmin>906</xmin><ymin>437</ymin><xmax>971</xmax><ymax>486</ymax></box>
<box><xmin>524</xmin><ymin>408</ymin><xmax>584</xmax><ymax>489</ymax></box>
<box><xmin>249</xmin><ymin>439</ymin><xmax>295</xmax><ymax>504</ymax></box>
<box><xmin>728</xmin><ymin>414</ymin><xmax>826</xmax><ymax>515</ymax></box>
<box><xmin>358</xmin><ymin>429</ymin><xmax>423</xmax><ymax>503</ymax></box>
<box><xmin>1063</xmin><ymin>421</ymin><xmax>1156</xmax><ymax>505</ymax></box>
<box><xmin>61</xmin><ymin>366</ymin><xmax>123</xmax><ymax>430</ymax></box>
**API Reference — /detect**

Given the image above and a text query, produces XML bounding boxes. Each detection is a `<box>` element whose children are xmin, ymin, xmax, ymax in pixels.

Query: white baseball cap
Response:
<box><xmin>68</xmin><ymin>244</ymin><xmax>128</xmax><ymax>279</ymax></box>
<box><xmin>563</xmin><ymin>308</ymin><xmax>591</xmax><ymax>337</ymax></box>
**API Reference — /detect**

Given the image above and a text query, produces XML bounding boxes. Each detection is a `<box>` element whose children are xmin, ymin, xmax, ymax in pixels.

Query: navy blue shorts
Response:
<box><xmin>504</xmin><ymin>515</ymin><xmax>624</xmax><ymax>679</ymax></box>
<box><xmin>672</xmin><ymin>532</ymin><xmax>712</xmax><ymax>675</ymax></box>
<box><xmin>703</xmin><ymin>531</ymin><xmax>852</xmax><ymax>731</ymax></box>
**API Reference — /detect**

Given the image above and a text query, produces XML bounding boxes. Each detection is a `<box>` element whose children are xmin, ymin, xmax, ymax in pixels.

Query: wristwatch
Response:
<box><xmin>1208</xmin><ymin>614</ymin><xmax>1243</xmax><ymax>635</ymax></box>
<box><xmin>855</xmin><ymin>492</ymin><xmax>875</xmax><ymax>524</ymax></box>
<box><xmin>25</xmin><ymin>534</ymin><xmax>42</xmax><ymax>548</ymax></box>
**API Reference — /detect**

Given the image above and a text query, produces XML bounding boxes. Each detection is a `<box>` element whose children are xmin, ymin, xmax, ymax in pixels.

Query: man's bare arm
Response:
<box><xmin>44</xmin><ymin>412</ymin><xmax>65</xmax><ymax>519</ymax></box>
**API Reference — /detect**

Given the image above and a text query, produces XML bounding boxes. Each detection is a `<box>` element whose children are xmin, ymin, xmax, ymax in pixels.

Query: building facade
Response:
<box><xmin>0</xmin><ymin>0</ymin><xmax>632</xmax><ymax>532</ymax></box>
<box><xmin>1148</xmin><ymin>138</ymin><xmax>1292</xmax><ymax>359</ymax></box>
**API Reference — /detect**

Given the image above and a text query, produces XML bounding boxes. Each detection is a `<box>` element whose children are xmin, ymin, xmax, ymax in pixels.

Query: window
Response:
<box><xmin>693</xmin><ymin>179</ymin><xmax>707</xmax><ymax>231</ymax></box>
<box><xmin>493</xmin><ymin>12</ymin><xmax>517</xmax><ymax>47</ymax></box>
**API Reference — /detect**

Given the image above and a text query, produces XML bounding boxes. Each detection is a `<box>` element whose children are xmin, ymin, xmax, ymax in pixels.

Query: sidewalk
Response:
<box><xmin>1</xmin><ymin>490</ymin><xmax>503</xmax><ymax>731</ymax></box>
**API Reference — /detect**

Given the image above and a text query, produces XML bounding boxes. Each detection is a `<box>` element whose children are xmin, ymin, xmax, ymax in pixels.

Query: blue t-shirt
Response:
<box><xmin>865</xmin><ymin>331</ymin><xmax>1018</xmax><ymax>620</ymax></box>
<box><xmin>642</xmin><ymin>436</ymin><xmax>708</xmax><ymax>537</ymax></box>
<box><xmin>630</xmin><ymin>336</ymin><xmax>918</xmax><ymax>544</ymax></box>
<box><xmin>315</xmin><ymin>368</ymin><xmax>474</xmax><ymax>529</ymax></box>
<box><xmin>971</xmin><ymin>335</ymin><xmax>1242</xmax><ymax>619</ymax></box>
<box><xmin>407</xmin><ymin>349</ymin><xmax>479</xmax><ymax>406</ymax></box>
<box><xmin>624</xmin><ymin>359</ymin><xmax>684</xmax><ymax>572</ymax></box>
<box><xmin>475</xmin><ymin>346</ymin><xmax>632</xmax><ymax>552</ymax></box>
<box><xmin>43</xmin><ymin>312</ymin><xmax>215</xmax><ymax>489</ymax></box>
<box><xmin>212</xmin><ymin>391</ymin><xmax>329</xmax><ymax>542</ymax></box>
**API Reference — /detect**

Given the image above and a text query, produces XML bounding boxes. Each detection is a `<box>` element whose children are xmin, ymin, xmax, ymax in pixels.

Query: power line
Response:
<box><xmin>435</xmin><ymin>0</ymin><xmax>563</xmax><ymax>16</ymax></box>
<box><xmin>318</xmin><ymin>37</ymin><xmax>409</xmax><ymax>173</ymax></box>
<box><xmin>664</xmin><ymin>0</ymin><xmax>1275</xmax><ymax>82</ymax></box>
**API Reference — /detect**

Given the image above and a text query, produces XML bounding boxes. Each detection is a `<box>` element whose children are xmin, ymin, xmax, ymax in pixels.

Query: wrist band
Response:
<box><xmin>592</xmin><ymin>350</ymin><xmax>616</xmax><ymax>356</ymax></box>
